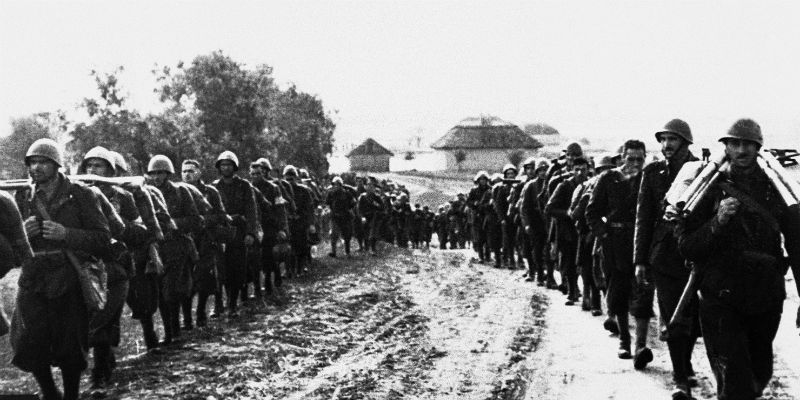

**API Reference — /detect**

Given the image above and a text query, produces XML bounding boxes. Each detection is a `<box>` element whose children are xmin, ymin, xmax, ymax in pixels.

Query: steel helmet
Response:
<box><xmin>522</xmin><ymin>156</ymin><xmax>537</xmax><ymax>168</ymax></box>
<box><xmin>25</xmin><ymin>138</ymin><xmax>62</xmax><ymax>167</ymax></box>
<box><xmin>656</xmin><ymin>119</ymin><xmax>693</xmax><ymax>144</ymax></box>
<box><xmin>80</xmin><ymin>146</ymin><xmax>115</xmax><ymax>173</ymax></box>
<box><xmin>147</xmin><ymin>155</ymin><xmax>175</xmax><ymax>174</ymax></box>
<box><xmin>215</xmin><ymin>150</ymin><xmax>239</xmax><ymax>170</ymax></box>
<box><xmin>474</xmin><ymin>170</ymin><xmax>490</xmax><ymax>183</ymax></box>
<box><xmin>299</xmin><ymin>169</ymin><xmax>310</xmax><ymax>179</ymax></box>
<box><xmin>565</xmin><ymin>142</ymin><xmax>583</xmax><ymax>156</ymax></box>
<box><xmin>502</xmin><ymin>163</ymin><xmax>518</xmax><ymax>174</ymax></box>
<box><xmin>283</xmin><ymin>165</ymin><xmax>298</xmax><ymax>177</ymax></box>
<box><xmin>108</xmin><ymin>150</ymin><xmax>129</xmax><ymax>174</ymax></box>
<box><xmin>595</xmin><ymin>153</ymin><xmax>617</xmax><ymax>170</ymax></box>
<box><xmin>332</xmin><ymin>176</ymin><xmax>343</xmax><ymax>185</ymax></box>
<box><xmin>536</xmin><ymin>159</ymin><xmax>549</xmax><ymax>172</ymax></box>
<box><xmin>255</xmin><ymin>157</ymin><xmax>272</xmax><ymax>171</ymax></box>
<box><xmin>719</xmin><ymin>118</ymin><xmax>763</xmax><ymax>147</ymax></box>
<box><xmin>490</xmin><ymin>173</ymin><xmax>503</xmax><ymax>184</ymax></box>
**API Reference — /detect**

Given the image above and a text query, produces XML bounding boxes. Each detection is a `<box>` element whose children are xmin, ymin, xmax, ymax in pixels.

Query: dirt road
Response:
<box><xmin>1</xmin><ymin>172</ymin><xmax>798</xmax><ymax>399</ymax></box>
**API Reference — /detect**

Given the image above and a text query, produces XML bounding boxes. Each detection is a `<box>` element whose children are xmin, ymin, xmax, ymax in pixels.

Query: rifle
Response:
<box><xmin>0</xmin><ymin>174</ymin><xmax>145</xmax><ymax>191</ymax></box>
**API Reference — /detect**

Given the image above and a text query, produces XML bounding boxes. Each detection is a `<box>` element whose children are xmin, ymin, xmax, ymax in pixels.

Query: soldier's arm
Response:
<box><xmin>585</xmin><ymin>175</ymin><xmax>609</xmax><ymax>237</ymax></box>
<box><xmin>0</xmin><ymin>191</ymin><xmax>33</xmax><ymax>273</ymax></box>
<box><xmin>244</xmin><ymin>186</ymin><xmax>260</xmax><ymax>238</ymax></box>
<box><xmin>174</xmin><ymin>185</ymin><xmax>202</xmax><ymax>234</ymax></box>
<box><xmin>545</xmin><ymin>182</ymin><xmax>570</xmax><ymax>220</ymax></box>
<box><xmin>674</xmin><ymin>188</ymin><xmax>724</xmax><ymax>264</ymax></box>
<box><xmin>567</xmin><ymin>184</ymin><xmax>584</xmax><ymax>221</ymax></box>
<box><xmin>633</xmin><ymin>169</ymin><xmax>657</xmax><ymax>266</ymax></box>
<box><xmin>65</xmin><ymin>186</ymin><xmax>111</xmax><ymax>254</ymax></box>
<box><xmin>90</xmin><ymin>186</ymin><xmax>126</xmax><ymax>239</ymax></box>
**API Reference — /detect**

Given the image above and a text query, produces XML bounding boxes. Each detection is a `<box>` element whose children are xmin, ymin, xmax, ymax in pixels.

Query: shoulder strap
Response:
<box><xmin>717</xmin><ymin>181</ymin><xmax>780</xmax><ymax>232</ymax></box>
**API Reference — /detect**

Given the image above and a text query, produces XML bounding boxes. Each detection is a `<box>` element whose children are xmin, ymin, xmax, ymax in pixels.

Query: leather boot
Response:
<box><xmin>633</xmin><ymin>318</ymin><xmax>653</xmax><ymax>369</ymax></box>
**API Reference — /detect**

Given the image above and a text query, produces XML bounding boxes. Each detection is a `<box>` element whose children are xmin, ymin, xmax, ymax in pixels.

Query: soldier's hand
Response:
<box><xmin>525</xmin><ymin>225</ymin><xmax>532</xmax><ymax>236</ymax></box>
<box><xmin>41</xmin><ymin>220</ymin><xmax>67</xmax><ymax>241</ymax></box>
<box><xmin>716</xmin><ymin>197</ymin><xmax>741</xmax><ymax>226</ymax></box>
<box><xmin>309</xmin><ymin>225</ymin><xmax>317</xmax><ymax>235</ymax></box>
<box><xmin>244</xmin><ymin>234</ymin><xmax>255</xmax><ymax>246</ymax></box>
<box><xmin>24</xmin><ymin>217</ymin><xmax>41</xmax><ymax>238</ymax></box>
<box><xmin>635</xmin><ymin>264</ymin><xmax>649</xmax><ymax>286</ymax></box>
<box><xmin>277</xmin><ymin>230</ymin><xmax>287</xmax><ymax>241</ymax></box>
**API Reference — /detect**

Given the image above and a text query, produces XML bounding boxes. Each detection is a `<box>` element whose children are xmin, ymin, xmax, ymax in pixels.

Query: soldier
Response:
<box><xmin>546</xmin><ymin>157</ymin><xmax>590</xmax><ymax>304</ymax></box>
<box><xmin>485</xmin><ymin>173</ymin><xmax>504</xmax><ymax>268</ymax></box>
<box><xmin>422</xmin><ymin>205</ymin><xmax>434</xmax><ymax>248</ymax></box>
<box><xmin>676</xmin><ymin>119</ymin><xmax>800</xmax><ymax>400</ymax></box>
<box><xmin>569</xmin><ymin>154</ymin><xmax>616</xmax><ymax>316</ymax></box>
<box><xmin>632</xmin><ymin>120</ymin><xmax>700</xmax><ymax>397</ymax></box>
<box><xmin>284</xmin><ymin>165</ymin><xmax>316</xmax><ymax>272</ymax></box>
<box><xmin>495</xmin><ymin>164</ymin><xmax>519</xmax><ymax>268</ymax></box>
<box><xmin>434</xmin><ymin>205</ymin><xmax>449</xmax><ymax>249</ymax></box>
<box><xmin>213</xmin><ymin>151</ymin><xmax>258</xmax><ymax>316</ymax></box>
<box><xmin>326</xmin><ymin>176</ymin><xmax>357</xmax><ymax>257</ymax></box>
<box><xmin>467</xmin><ymin>171</ymin><xmax>492</xmax><ymax>262</ymax></box>
<box><xmin>147</xmin><ymin>155</ymin><xmax>202</xmax><ymax>342</ymax></box>
<box><xmin>0</xmin><ymin>190</ymin><xmax>33</xmax><ymax>338</ymax></box>
<box><xmin>249</xmin><ymin>158</ymin><xmax>289</xmax><ymax>296</ymax></box>
<box><xmin>586</xmin><ymin>140</ymin><xmax>649</xmax><ymax>362</ymax></box>
<box><xmin>182</xmin><ymin>159</ymin><xmax>230</xmax><ymax>326</ymax></box>
<box><xmin>79</xmin><ymin>147</ymin><xmax>141</xmax><ymax>396</ymax></box>
<box><xmin>392</xmin><ymin>194</ymin><xmax>412</xmax><ymax>248</ymax></box>
<box><xmin>412</xmin><ymin>203</ymin><xmax>425</xmax><ymax>249</ymax></box>
<box><xmin>447</xmin><ymin>197</ymin><xmax>466</xmax><ymax>250</ymax></box>
<box><xmin>12</xmin><ymin>138</ymin><xmax>111</xmax><ymax>400</ymax></box>
<box><xmin>110</xmin><ymin>151</ymin><xmax>167</xmax><ymax>347</ymax></box>
<box><xmin>519</xmin><ymin>158</ymin><xmax>547</xmax><ymax>283</ymax></box>
<box><xmin>358</xmin><ymin>177</ymin><xmax>385</xmax><ymax>255</ymax></box>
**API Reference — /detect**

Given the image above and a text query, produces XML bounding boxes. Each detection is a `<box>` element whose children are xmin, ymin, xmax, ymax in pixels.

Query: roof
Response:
<box><xmin>431</xmin><ymin>116</ymin><xmax>543</xmax><ymax>150</ymax></box>
<box><xmin>347</xmin><ymin>138</ymin><xmax>394</xmax><ymax>157</ymax></box>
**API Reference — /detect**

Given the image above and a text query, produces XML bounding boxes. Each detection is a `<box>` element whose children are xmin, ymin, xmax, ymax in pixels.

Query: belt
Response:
<box><xmin>608</xmin><ymin>222</ymin><xmax>633</xmax><ymax>229</ymax></box>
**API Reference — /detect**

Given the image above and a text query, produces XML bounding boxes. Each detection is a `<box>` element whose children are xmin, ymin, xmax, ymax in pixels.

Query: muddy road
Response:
<box><xmin>1</xmin><ymin>171</ymin><xmax>798</xmax><ymax>399</ymax></box>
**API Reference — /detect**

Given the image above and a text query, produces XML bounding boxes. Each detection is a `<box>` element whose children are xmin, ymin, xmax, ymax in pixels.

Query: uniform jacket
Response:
<box><xmin>290</xmin><ymin>181</ymin><xmax>316</xmax><ymax>227</ymax></box>
<box><xmin>252</xmin><ymin>178</ymin><xmax>289</xmax><ymax>237</ymax></box>
<box><xmin>492</xmin><ymin>182</ymin><xmax>514</xmax><ymax>222</ymax></box>
<box><xmin>676</xmin><ymin>166</ymin><xmax>800</xmax><ymax>314</ymax></box>
<box><xmin>633</xmin><ymin>154</ymin><xmax>698</xmax><ymax>278</ymax></box>
<box><xmin>326</xmin><ymin>186</ymin><xmax>357</xmax><ymax>220</ymax></box>
<box><xmin>519</xmin><ymin>178</ymin><xmax>546</xmax><ymax>236</ymax></box>
<box><xmin>585</xmin><ymin>169</ymin><xmax>642</xmax><ymax>238</ymax></box>
<box><xmin>214</xmin><ymin>175</ymin><xmax>259</xmax><ymax>239</ymax></box>
<box><xmin>0</xmin><ymin>190</ymin><xmax>33</xmax><ymax>277</ymax></box>
<box><xmin>358</xmin><ymin>191</ymin><xmax>384</xmax><ymax>219</ymax></box>
<box><xmin>467</xmin><ymin>185</ymin><xmax>491</xmax><ymax>218</ymax></box>
<box><xmin>545</xmin><ymin>176</ymin><xmax>582</xmax><ymax>244</ymax></box>
<box><xmin>15</xmin><ymin>174</ymin><xmax>111</xmax><ymax>298</ymax></box>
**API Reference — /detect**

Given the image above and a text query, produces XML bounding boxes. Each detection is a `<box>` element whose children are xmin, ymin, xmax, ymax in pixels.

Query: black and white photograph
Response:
<box><xmin>1</xmin><ymin>1</ymin><xmax>799</xmax><ymax>399</ymax></box>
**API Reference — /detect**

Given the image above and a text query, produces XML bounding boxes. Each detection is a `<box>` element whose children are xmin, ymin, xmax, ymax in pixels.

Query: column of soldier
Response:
<box><xmin>0</xmin><ymin>143</ymin><xmax>334</xmax><ymax>399</ymax></box>
<box><xmin>440</xmin><ymin>118</ymin><xmax>800</xmax><ymax>400</ymax></box>
<box><xmin>2</xmin><ymin>117</ymin><xmax>798</xmax><ymax>400</ymax></box>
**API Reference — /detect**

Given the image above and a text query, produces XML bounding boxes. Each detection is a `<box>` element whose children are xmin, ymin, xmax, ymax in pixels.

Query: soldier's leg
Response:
<box><xmin>653</xmin><ymin>269</ymin><xmax>698</xmax><ymax>391</ymax></box>
<box><xmin>561</xmin><ymin>241</ymin><xmax>579</xmax><ymax>304</ymax></box>
<box><xmin>61</xmin><ymin>367</ymin><xmax>82</xmax><ymax>400</ymax></box>
<box><xmin>748</xmin><ymin>306</ymin><xmax>782</xmax><ymax>396</ymax></box>
<box><xmin>158</xmin><ymin>280</ymin><xmax>174</xmax><ymax>344</ymax></box>
<box><xmin>631</xmin><ymin>271</ymin><xmax>656</xmax><ymax>370</ymax></box>
<box><xmin>330</xmin><ymin>220</ymin><xmax>341</xmax><ymax>257</ymax></box>
<box><xmin>32</xmin><ymin>367</ymin><xmax>60</xmax><ymax>399</ymax></box>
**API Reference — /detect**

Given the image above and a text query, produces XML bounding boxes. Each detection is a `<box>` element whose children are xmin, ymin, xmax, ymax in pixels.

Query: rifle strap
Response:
<box><xmin>717</xmin><ymin>181</ymin><xmax>780</xmax><ymax>232</ymax></box>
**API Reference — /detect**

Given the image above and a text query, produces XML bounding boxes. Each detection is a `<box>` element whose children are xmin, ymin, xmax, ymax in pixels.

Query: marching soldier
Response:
<box><xmin>485</xmin><ymin>173</ymin><xmax>504</xmax><ymax>268</ymax></box>
<box><xmin>213</xmin><ymin>151</ymin><xmax>258</xmax><ymax>316</ymax></box>
<box><xmin>12</xmin><ymin>138</ymin><xmax>111</xmax><ymax>400</ymax></box>
<box><xmin>147</xmin><ymin>155</ymin><xmax>202</xmax><ymax>342</ymax></box>
<box><xmin>358</xmin><ymin>177</ymin><xmax>385</xmax><ymax>255</ymax></box>
<box><xmin>0</xmin><ymin>190</ymin><xmax>33</xmax><ymax>338</ymax></box>
<box><xmin>676</xmin><ymin>119</ymin><xmax>800</xmax><ymax>400</ymax></box>
<box><xmin>518</xmin><ymin>158</ymin><xmax>548</xmax><ymax>283</ymax></box>
<box><xmin>569</xmin><ymin>154</ymin><xmax>616</xmax><ymax>315</ymax></box>
<box><xmin>586</xmin><ymin>140</ymin><xmax>650</xmax><ymax>363</ymax></box>
<box><xmin>284</xmin><ymin>165</ymin><xmax>316</xmax><ymax>272</ymax></box>
<box><xmin>111</xmin><ymin>151</ymin><xmax>167</xmax><ymax>346</ymax></box>
<box><xmin>633</xmin><ymin>119</ymin><xmax>700</xmax><ymax>397</ymax></box>
<box><xmin>422</xmin><ymin>205</ymin><xmax>434</xmax><ymax>248</ymax></box>
<box><xmin>182</xmin><ymin>159</ymin><xmax>230</xmax><ymax>326</ymax></box>
<box><xmin>434</xmin><ymin>205</ymin><xmax>449</xmax><ymax>249</ymax></box>
<box><xmin>250</xmin><ymin>158</ymin><xmax>289</xmax><ymax>296</ymax></box>
<box><xmin>495</xmin><ymin>164</ymin><xmax>518</xmax><ymax>268</ymax></box>
<box><xmin>546</xmin><ymin>157</ymin><xmax>590</xmax><ymax>304</ymax></box>
<box><xmin>467</xmin><ymin>171</ymin><xmax>492</xmax><ymax>262</ymax></box>
<box><xmin>326</xmin><ymin>176</ymin><xmax>357</xmax><ymax>257</ymax></box>
<box><xmin>79</xmin><ymin>147</ymin><xmax>141</xmax><ymax>396</ymax></box>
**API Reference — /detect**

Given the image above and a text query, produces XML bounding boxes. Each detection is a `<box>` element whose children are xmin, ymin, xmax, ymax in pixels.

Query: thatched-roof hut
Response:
<box><xmin>431</xmin><ymin>116</ymin><xmax>542</xmax><ymax>171</ymax></box>
<box><xmin>347</xmin><ymin>138</ymin><xmax>394</xmax><ymax>172</ymax></box>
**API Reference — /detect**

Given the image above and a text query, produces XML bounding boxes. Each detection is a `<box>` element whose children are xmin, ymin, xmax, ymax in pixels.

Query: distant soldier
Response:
<box><xmin>434</xmin><ymin>206</ymin><xmax>449</xmax><ymax>249</ymax></box>
<box><xmin>546</xmin><ymin>157</ymin><xmax>590</xmax><ymax>304</ymax></box>
<box><xmin>519</xmin><ymin>158</ymin><xmax>550</xmax><ymax>284</ymax></box>
<box><xmin>326</xmin><ymin>176</ymin><xmax>357</xmax><ymax>257</ymax></box>
<box><xmin>422</xmin><ymin>205</ymin><xmax>434</xmax><ymax>248</ymax></box>
<box><xmin>633</xmin><ymin>119</ymin><xmax>700</xmax><ymax>397</ymax></box>
<box><xmin>411</xmin><ymin>203</ymin><xmax>425</xmax><ymax>249</ymax></box>
<box><xmin>213</xmin><ymin>151</ymin><xmax>259</xmax><ymax>316</ymax></box>
<box><xmin>392</xmin><ymin>194</ymin><xmax>412</xmax><ymax>248</ymax></box>
<box><xmin>147</xmin><ymin>155</ymin><xmax>202</xmax><ymax>342</ymax></box>
<box><xmin>495</xmin><ymin>164</ymin><xmax>518</xmax><ymax>268</ymax></box>
<box><xmin>250</xmin><ymin>158</ymin><xmax>289</xmax><ymax>296</ymax></box>
<box><xmin>284</xmin><ymin>165</ymin><xmax>316</xmax><ymax>272</ymax></box>
<box><xmin>569</xmin><ymin>154</ymin><xmax>616</xmax><ymax>315</ymax></box>
<box><xmin>12</xmin><ymin>139</ymin><xmax>111</xmax><ymax>400</ymax></box>
<box><xmin>586</xmin><ymin>140</ymin><xmax>649</xmax><ymax>362</ymax></box>
<box><xmin>485</xmin><ymin>173</ymin><xmax>504</xmax><ymax>267</ymax></box>
<box><xmin>676</xmin><ymin>119</ymin><xmax>800</xmax><ymax>400</ymax></box>
<box><xmin>182</xmin><ymin>159</ymin><xmax>230</xmax><ymax>326</ymax></box>
<box><xmin>358</xmin><ymin>177</ymin><xmax>385</xmax><ymax>255</ymax></box>
<box><xmin>467</xmin><ymin>171</ymin><xmax>492</xmax><ymax>262</ymax></box>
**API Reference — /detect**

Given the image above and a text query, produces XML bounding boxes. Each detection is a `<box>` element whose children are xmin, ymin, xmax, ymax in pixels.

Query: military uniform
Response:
<box><xmin>326</xmin><ymin>183</ymin><xmax>356</xmax><ymax>256</ymax></box>
<box><xmin>0</xmin><ymin>191</ymin><xmax>33</xmax><ymax>337</ymax></box>
<box><xmin>494</xmin><ymin>179</ymin><xmax>517</xmax><ymax>267</ymax></box>
<box><xmin>546</xmin><ymin>175</ymin><xmax>583</xmax><ymax>302</ymax></box>
<box><xmin>252</xmin><ymin>177</ymin><xmax>289</xmax><ymax>292</ymax></box>
<box><xmin>288</xmin><ymin>177</ymin><xmax>315</xmax><ymax>270</ymax></box>
<box><xmin>358</xmin><ymin>189</ymin><xmax>384</xmax><ymax>253</ymax></box>
<box><xmin>519</xmin><ymin>175</ymin><xmax>548</xmax><ymax>284</ymax></box>
<box><xmin>467</xmin><ymin>183</ymin><xmax>491</xmax><ymax>261</ymax></box>
<box><xmin>214</xmin><ymin>175</ymin><xmax>259</xmax><ymax>312</ymax></box>
<box><xmin>569</xmin><ymin>174</ymin><xmax>603</xmax><ymax>313</ymax></box>
<box><xmin>12</xmin><ymin>174</ymin><xmax>110</xmax><ymax>373</ymax></box>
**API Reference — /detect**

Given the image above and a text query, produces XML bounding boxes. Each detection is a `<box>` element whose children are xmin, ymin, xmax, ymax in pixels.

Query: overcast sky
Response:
<box><xmin>2</xmin><ymin>0</ymin><xmax>800</xmax><ymax>152</ymax></box>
